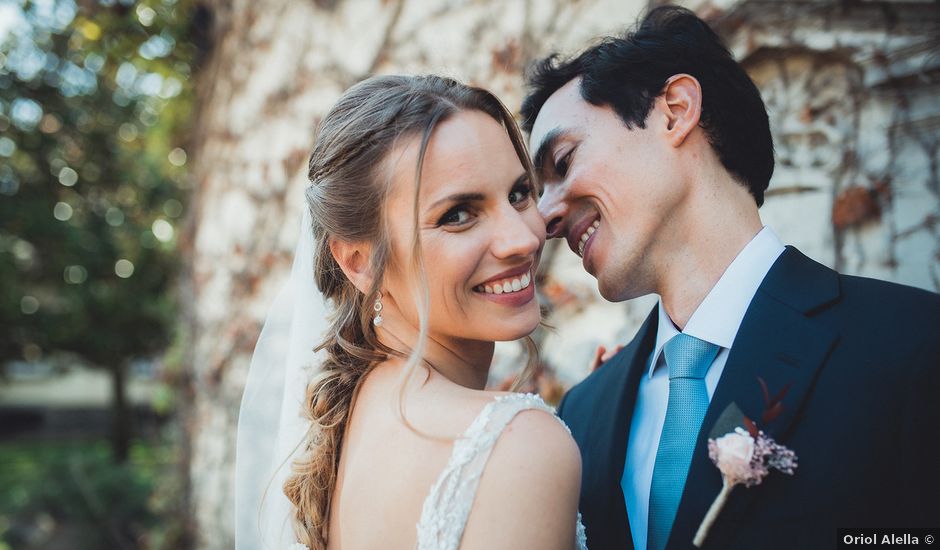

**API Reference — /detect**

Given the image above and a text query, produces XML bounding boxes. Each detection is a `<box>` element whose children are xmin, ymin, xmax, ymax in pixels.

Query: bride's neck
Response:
<box><xmin>375</xmin><ymin>308</ymin><xmax>494</xmax><ymax>391</ymax></box>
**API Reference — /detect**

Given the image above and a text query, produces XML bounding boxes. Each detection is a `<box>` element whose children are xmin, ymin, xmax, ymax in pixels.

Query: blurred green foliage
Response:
<box><xmin>0</xmin><ymin>437</ymin><xmax>186</xmax><ymax>549</ymax></box>
<box><xmin>0</xmin><ymin>0</ymin><xmax>201</xmax><ymax>547</ymax></box>
<box><xmin>0</xmin><ymin>0</ymin><xmax>198</xmax><ymax>459</ymax></box>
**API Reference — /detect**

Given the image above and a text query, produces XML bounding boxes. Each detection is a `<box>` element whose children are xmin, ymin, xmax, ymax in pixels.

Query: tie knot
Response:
<box><xmin>663</xmin><ymin>333</ymin><xmax>719</xmax><ymax>380</ymax></box>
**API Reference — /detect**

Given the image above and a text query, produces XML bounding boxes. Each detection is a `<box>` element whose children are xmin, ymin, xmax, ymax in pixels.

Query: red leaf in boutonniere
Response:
<box><xmin>757</xmin><ymin>376</ymin><xmax>791</xmax><ymax>425</ymax></box>
<box><xmin>742</xmin><ymin>415</ymin><xmax>759</xmax><ymax>439</ymax></box>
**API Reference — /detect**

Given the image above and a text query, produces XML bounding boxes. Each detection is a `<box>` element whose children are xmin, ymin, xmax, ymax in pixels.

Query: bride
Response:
<box><xmin>236</xmin><ymin>75</ymin><xmax>586</xmax><ymax>550</ymax></box>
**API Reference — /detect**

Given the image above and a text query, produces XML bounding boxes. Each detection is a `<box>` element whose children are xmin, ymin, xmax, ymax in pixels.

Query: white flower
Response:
<box><xmin>710</xmin><ymin>427</ymin><xmax>756</xmax><ymax>484</ymax></box>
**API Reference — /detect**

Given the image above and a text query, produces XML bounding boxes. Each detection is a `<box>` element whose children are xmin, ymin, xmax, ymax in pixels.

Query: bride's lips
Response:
<box><xmin>472</xmin><ymin>262</ymin><xmax>536</xmax><ymax>307</ymax></box>
<box><xmin>476</xmin><ymin>277</ymin><xmax>535</xmax><ymax>307</ymax></box>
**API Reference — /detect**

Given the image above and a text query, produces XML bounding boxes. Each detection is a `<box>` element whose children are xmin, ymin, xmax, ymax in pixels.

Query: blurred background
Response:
<box><xmin>1</xmin><ymin>0</ymin><xmax>937</xmax><ymax>548</ymax></box>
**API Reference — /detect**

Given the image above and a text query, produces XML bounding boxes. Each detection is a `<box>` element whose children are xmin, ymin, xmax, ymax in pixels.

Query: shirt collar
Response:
<box><xmin>648</xmin><ymin>226</ymin><xmax>786</xmax><ymax>378</ymax></box>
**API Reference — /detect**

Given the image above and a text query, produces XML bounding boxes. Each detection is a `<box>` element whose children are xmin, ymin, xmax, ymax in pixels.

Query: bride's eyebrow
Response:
<box><xmin>511</xmin><ymin>172</ymin><xmax>529</xmax><ymax>187</ymax></box>
<box><xmin>428</xmin><ymin>192</ymin><xmax>485</xmax><ymax>210</ymax></box>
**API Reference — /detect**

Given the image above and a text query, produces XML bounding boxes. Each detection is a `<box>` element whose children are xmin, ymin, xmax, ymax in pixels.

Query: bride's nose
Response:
<box><xmin>489</xmin><ymin>209</ymin><xmax>543</xmax><ymax>259</ymax></box>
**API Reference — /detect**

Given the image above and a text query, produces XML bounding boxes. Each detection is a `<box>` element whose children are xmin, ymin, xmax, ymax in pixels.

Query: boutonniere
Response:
<box><xmin>693</xmin><ymin>379</ymin><xmax>798</xmax><ymax>547</ymax></box>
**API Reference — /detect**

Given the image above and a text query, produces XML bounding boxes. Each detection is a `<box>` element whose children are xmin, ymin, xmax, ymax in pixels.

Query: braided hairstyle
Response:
<box><xmin>283</xmin><ymin>75</ymin><xmax>540</xmax><ymax>548</ymax></box>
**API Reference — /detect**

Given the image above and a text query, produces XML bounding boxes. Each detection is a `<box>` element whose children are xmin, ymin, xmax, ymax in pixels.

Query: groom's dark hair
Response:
<box><xmin>521</xmin><ymin>5</ymin><xmax>774</xmax><ymax>206</ymax></box>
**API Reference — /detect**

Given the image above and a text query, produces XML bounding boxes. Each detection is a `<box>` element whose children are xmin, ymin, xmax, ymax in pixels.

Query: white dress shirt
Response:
<box><xmin>622</xmin><ymin>226</ymin><xmax>786</xmax><ymax>550</ymax></box>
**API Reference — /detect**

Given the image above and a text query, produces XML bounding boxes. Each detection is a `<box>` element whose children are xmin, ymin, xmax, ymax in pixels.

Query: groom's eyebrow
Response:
<box><xmin>532</xmin><ymin>127</ymin><xmax>563</xmax><ymax>175</ymax></box>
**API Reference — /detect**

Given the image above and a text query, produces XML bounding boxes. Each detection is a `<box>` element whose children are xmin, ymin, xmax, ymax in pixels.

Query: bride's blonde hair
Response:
<box><xmin>283</xmin><ymin>75</ymin><xmax>540</xmax><ymax>549</ymax></box>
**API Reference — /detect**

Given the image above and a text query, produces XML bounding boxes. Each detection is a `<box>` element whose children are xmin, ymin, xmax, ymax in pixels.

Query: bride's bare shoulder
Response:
<box><xmin>487</xmin><ymin>402</ymin><xmax>581</xmax><ymax>477</ymax></box>
<box><xmin>461</xmin><ymin>398</ymin><xmax>582</xmax><ymax>549</ymax></box>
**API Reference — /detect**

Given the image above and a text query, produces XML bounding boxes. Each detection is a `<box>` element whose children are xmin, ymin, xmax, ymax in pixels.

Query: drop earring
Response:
<box><xmin>373</xmin><ymin>292</ymin><xmax>384</xmax><ymax>327</ymax></box>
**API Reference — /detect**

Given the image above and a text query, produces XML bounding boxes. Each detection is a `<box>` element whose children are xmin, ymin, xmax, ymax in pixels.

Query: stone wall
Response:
<box><xmin>687</xmin><ymin>0</ymin><xmax>940</xmax><ymax>288</ymax></box>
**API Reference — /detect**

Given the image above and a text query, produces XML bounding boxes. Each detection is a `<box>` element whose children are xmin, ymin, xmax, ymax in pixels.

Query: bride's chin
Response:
<box><xmin>489</xmin><ymin>317</ymin><xmax>542</xmax><ymax>343</ymax></box>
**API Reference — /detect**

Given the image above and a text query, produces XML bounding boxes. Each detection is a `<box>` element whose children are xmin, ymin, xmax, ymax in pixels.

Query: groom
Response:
<box><xmin>521</xmin><ymin>6</ymin><xmax>940</xmax><ymax>550</ymax></box>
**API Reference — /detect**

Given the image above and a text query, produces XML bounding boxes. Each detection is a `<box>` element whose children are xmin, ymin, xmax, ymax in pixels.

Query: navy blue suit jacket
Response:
<box><xmin>557</xmin><ymin>246</ymin><xmax>940</xmax><ymax>549</ymax></box>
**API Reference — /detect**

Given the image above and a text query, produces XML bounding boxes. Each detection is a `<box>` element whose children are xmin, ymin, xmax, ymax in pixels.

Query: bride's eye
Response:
<box><xmin>509</xmin><ymin>182</ymin><xmax>532</xmax><ymax>206</ymax></box>
<box><xmin>438</xmin><ymin>205</ymin><xmax>472</xmax><ymax>226</ymax></box>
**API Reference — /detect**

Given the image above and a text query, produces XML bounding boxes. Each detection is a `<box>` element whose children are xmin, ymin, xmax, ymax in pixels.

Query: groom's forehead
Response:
<box><xmin>528</xmin><ymin>79</ymin><xmax>597</xmax><ymax>161</ymax></box>
<box><xmin>528</xmin><ymin>80</ymin><xmax>585</xmax><ymax>151</ymax></box>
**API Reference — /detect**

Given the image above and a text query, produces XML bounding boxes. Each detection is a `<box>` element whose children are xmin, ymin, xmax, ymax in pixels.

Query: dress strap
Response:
<box><xmin>415</xmin><ymin>393</ymin><xmax>563</xmax><ymax>550</ymax></box>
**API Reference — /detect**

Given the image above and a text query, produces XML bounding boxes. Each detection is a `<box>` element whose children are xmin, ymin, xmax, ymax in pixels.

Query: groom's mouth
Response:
<box><xmin>567</xmin><ymin>215</ymin><xmax>600</xmax><ymax>259</ymax></box>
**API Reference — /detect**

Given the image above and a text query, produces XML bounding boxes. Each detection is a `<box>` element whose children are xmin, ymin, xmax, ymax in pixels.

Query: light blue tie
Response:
<box><xmin>647</xmin><ymin>333</ymin><xmax>720</xmax><ymax>550</ymax></box>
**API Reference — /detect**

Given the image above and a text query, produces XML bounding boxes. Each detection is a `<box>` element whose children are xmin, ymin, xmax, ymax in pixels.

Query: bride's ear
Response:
<box><xmin>329</xmin><ymin>238</ymin><xmax>374</xmax><ymax>293</ymax></box>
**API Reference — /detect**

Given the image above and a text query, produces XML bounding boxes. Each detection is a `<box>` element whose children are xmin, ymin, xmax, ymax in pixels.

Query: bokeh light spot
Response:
<box><xmin>152</xmin><ymin>218</ymin><xmax>174</xmax><ymax>242</ymax></box>
<box><xmin>20</xmin><ymin>296</ymin><xmax>40</xmax><ymax>314</ymax></box>
<box><xmin>115</xmin><ymin>259</ymin><xmax>135</xmax><ymax>278</ymax></box>
<box><xmin>118</xmin><ymin>122</ymin><xmax>138</xmax><ymax>142</ymax></box>
<box><xmin>64</xmin><ymin>265</ymin><xmax>88</xmax><ymax>284</ymax></box>
<box><xmin>58</xmin><ymin>166</ymin><xmax>78</xmax><ymax>187</ymax></box>
<box><xmin>0</xmin><ymin>136</ymin><xmax>17</xmax><ymax>156</ymax></box>
<box><xmin>106</xmin><ymin>207</ymin><xmax>125</xmax><ymax>226</ymax></box>
<box><xmin>53</xmin><ymin>201</ymin><xmax>73</xmax><ymax>221</ymax></box>
<box><xmin>78</xmin><ymin>19</ymin><xmax>101</xmax><ymax>40</ymax></box>
<box><xmin>163</xmin><ymin>199</ymin><xmax>183</xmax><ymax>217</ymax></box>
<box><xmin>136</xmin><ymin>5</ymin><xmax>156</xmax><ymax>26</ymax></box>
<box><xmin>168</xmin><ymin>147</ymin><xmax>187</xmax><ymax>166</ymax></box>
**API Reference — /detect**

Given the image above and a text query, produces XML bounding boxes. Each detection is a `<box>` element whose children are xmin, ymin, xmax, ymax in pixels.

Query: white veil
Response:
<box><xmin>235</xmin><ymin>207</ymin><xmax>326</xmax><ymax>549</ymax></box>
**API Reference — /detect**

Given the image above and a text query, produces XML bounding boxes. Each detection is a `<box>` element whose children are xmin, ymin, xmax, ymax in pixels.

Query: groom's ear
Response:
<box><xmin>657</xmin><ymin>74</ymin><xmax>703</xmax><ymax>148</ymax></box>
<box><xmin>329</xmin><ymin>238</ymin><xmax>374</xmax><ymax>293</ymax></box>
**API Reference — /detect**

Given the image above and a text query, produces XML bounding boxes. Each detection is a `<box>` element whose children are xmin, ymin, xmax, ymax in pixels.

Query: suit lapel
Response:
<box><xmin>583</xmin><ymin>307</ymin><xmax>657</xmax><ymax>549</ymax></box>
<box><xmin>667</xmin><ymin>247</ymin><xmax>841</xmax><ymax>549</ymax></box>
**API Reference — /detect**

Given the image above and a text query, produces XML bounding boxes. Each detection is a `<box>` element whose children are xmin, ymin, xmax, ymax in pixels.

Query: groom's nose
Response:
<box><xmin>538</xmin><ymin>183</ymin><xmax>567</xmax><ymax>239</ymax></box>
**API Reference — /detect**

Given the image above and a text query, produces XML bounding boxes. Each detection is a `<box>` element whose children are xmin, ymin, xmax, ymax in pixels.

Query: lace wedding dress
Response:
<box><xmin>416</xmin><ymin>392</ymin><xmax>588</xmax><ymax>550</ymax></box>
<box><xmin>290</xmin><ymin>393</ymin><xmax>588</xmax><ymax>550</ymax></box>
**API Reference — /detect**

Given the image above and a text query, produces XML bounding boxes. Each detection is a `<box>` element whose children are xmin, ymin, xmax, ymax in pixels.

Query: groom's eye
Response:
<box><xmin>553</xmin><ymin>149</ymin><xmax>573</xmax><ymax>177</ymax></box>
